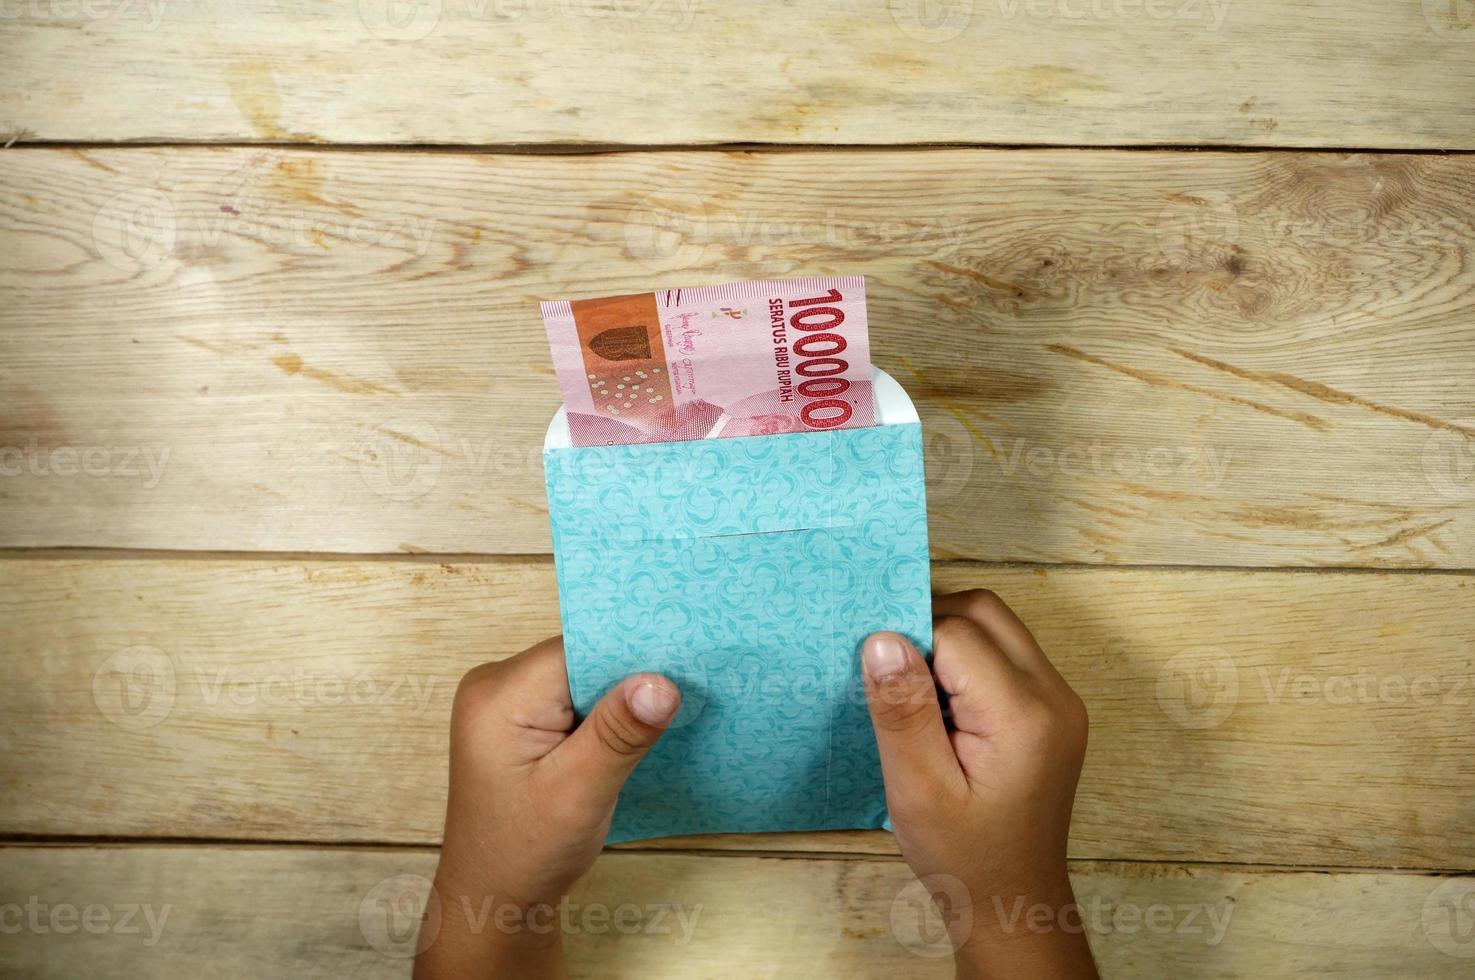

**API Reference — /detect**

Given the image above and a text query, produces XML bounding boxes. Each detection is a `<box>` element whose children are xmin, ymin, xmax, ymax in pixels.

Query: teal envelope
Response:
<box><xmin>543</xmin><ymin>421</ymin><xmax>932</xmax><ymax>842</ymax></box>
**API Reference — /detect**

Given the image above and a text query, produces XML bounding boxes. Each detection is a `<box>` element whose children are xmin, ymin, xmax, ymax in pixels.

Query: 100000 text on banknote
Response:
<box><xmin>541</xmin><ymin>277</ymin><xmax>875</xmax><ymax>446</ymax></box>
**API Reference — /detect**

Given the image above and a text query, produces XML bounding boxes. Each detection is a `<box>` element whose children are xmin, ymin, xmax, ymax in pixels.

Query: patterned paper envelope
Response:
<box><xmin>543</xmin><ymin>421</ymin><xmax>932</xmax><ymax>842</ymax></box>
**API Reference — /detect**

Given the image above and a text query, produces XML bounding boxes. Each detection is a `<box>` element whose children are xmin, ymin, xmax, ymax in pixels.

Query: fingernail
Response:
<box><xmin>863</xmin><ymin>633</ymin><xmax>910</xmax><ymax>680</ymax></box>
<box><xmin>628</xmin><ymin>678</ymin><xmax>679</xmax><ymax>726</ymax></box>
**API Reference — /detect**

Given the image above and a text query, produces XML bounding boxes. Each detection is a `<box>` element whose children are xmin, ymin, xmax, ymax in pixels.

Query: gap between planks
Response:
<box><xmin>2</xmin><ymin>140</ymin><xmax>1473</xmax><ymax>157</ymax></box>
<box><xmin>2</xmin><ymin>839</ymin><xmax>1472</xmax><ymax>879</ymax></box>
<box><xmin>1</xmin><ymin>549</ymin><xmax>1471</xmax><ymax>577</ymax></box>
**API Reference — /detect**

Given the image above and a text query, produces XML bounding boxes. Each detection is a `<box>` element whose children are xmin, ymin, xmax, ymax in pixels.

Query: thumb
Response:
<box><xmin>861</xmin><ymin>632</ymin><xmax>960</xmax><ymax>802</ymax></box>
<box><xmin>554</xmin><ymin>673</ymin><xmax>681</xmax><ymax>811</ymax></box>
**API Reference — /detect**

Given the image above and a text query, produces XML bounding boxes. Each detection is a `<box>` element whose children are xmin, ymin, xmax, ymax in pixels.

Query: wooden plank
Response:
<box><xmin>1</xmin><ymin>845</ymin><xmax>1471</xmax><ymax>978</ymax></box>
<box><xmin>2</xmin><ymin>558</ymin><xmax>1472</xmax><ymax>869</ymax></box>
<box><xmin>1</xmin><ymin>2</ymin><xmax>1473</xmax><ymax>148</ymax></box>
<box><xmin>3</xmin><ymin>148</ymin><xmax>1473</xmax><ymax>566</ymax></box>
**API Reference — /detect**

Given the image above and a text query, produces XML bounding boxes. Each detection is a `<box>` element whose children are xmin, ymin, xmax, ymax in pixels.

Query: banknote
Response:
<box><xmin>541</xmin><ymin>277</ymin><xmax>875</xmax><ymax>446</ymax></box>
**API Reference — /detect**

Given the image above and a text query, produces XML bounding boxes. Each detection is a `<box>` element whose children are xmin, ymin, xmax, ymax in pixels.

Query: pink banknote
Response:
<box><xmin>541</xmin><ymin>277</ymin><xmax>875</xmax><ymax>446</ymax></box>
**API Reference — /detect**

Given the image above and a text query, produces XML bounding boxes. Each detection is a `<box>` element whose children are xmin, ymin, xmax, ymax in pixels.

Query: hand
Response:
<box><xmin>862</xmin><ymin>590</ymin><xmax>1097</xmax><ymax>979</ymax></box>
<box><xmin>415</xmin><ymin>636</ymin><xmax>681</xmax><ymax>980</ymax></box>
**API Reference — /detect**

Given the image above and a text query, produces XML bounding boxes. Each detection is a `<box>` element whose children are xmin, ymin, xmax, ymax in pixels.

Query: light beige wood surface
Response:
<box><xmin>3</xmin><ymin>557</ymin><xmax>1471</xmax><ymax>869</ymax></box>
<box><xmin>5</xmin><ymin>9</ymin><xmax>1473</xmax><ymax>974</ymax></box>
<box><xmin>3</xmin><ymin>147</ymin><xmax>1472</xmax><ymax>565</ymax></box>
<box><xmin>2</xmin><ymin>845</ymin><xmax>1472</xmax><ymax>978</ymax></box>
<box><xmin>2</xmin><ymin>1</ymin><xmax>1473</xmax><ymax>148</ymax></box>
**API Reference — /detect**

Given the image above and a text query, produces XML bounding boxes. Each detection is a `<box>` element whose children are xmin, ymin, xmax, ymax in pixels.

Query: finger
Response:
<box><xmin>933</xmin><ymin>589</ymin><xmax>1060</xmax><ymax>680</ymax></box>
<box><xmin>502</xmin><ymin>637</ymin><xmax>578</xmax><ymax>731</ymax></box>
<box><xmin>929</xmin><ymin>615</ymin><xmax>1032</xmax><ymax>737</ymax></box>
<box><xmin>547</xmin><ymin>672</ymin><xmax>681</xmax><ymax>812</ymax></box>
<box><xmin>457</xmin><ymin>636</ymin><xmax>573</xmax><ymax>734</ymax></box>
<box><xmin>861</xmin><ymin>632</ymin><xmax>963</xmax><ymax>802</ymax></box>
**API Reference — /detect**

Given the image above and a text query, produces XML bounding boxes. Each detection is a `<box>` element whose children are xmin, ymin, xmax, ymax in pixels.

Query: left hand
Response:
<box><xmin>415</xmin><ymin>636</ymin><xmax>681</xmax><ymax>979</ymax></box>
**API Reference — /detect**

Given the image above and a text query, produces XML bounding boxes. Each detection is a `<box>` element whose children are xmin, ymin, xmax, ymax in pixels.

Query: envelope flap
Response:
<box><xmin>544</xmin><ymin>423</ymin><xmax>925</xmax><ymax>545</ymax></box>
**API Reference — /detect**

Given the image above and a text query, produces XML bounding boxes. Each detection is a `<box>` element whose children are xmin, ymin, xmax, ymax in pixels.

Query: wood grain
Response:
<box><xmin>1</xmin><ymin>845</ymin><xmax>1471</xmax><ymax>978</ymax></box>
<box><xmin>2</xmin><ymin>557</ymin><xmax>1471</xmax><ymax>869</ymax></box>
<box><xmin>1</xmin><ymin>1</ymin><xmax>1473</xmax><ymax>147</ymax></box>
<box><xmin>3</xmin><ymin>148</ymin><xmax>1473</xmax><ymax>566</ymax></box>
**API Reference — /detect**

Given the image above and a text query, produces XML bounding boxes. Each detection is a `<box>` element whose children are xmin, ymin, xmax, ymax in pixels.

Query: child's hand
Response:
<box><xmin>862</xmin><ymin>590</ymin><xmax>1098</xmax><ymax>979</ymax></box>
<box><xmin>416</xmin><ymin>636</ymin><xmax>680</xmax><ymax>979</ymax></box>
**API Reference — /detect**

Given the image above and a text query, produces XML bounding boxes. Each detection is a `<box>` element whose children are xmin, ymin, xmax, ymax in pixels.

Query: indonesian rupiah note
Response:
<box><xmin>541</xmin><ymin>277</ymin><xmax>875</xmax><ymax>446</ymax></box>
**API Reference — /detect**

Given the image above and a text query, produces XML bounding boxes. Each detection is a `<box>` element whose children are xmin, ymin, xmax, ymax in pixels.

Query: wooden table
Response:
<box><xmin>1</xmin><ymin>2</ymin><xmax>1473</xmax><ymax>975</ymax></box>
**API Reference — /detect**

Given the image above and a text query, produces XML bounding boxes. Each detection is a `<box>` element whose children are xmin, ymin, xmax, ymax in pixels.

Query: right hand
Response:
<box><xmin>861</xmin><ymin>589</ymin><xmax>1097</xmax><ymax>979</ymax></box>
